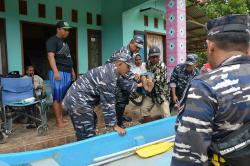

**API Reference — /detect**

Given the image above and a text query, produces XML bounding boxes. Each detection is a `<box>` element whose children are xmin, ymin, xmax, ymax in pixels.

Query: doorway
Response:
<box><xmin>21</xmin><ymin>21</ymin><xmax>78</xmax><ymax>79</ymax></box>
<box><xmin>0</xmin><ymin>19</ymin><xmax>8</xmax><ymax>75</ymax></box>
<box><xmin>145</xmin><ymin>32</ymin><xmax>166</xmax><ymax>63</ymax></box>
<box><xmin>87</xmin><ymin>29</ymin><xmax>102</xmax><ymax>69</ymax></box>
<box><xmin>134</xmin><ymin>31</ymin><xmax>146</xmax><ymax>62</ymax></box>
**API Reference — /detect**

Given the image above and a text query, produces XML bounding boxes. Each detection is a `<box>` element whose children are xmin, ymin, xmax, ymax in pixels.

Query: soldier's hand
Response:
<box><xmin>134</xmin><ymin>74</ymin><xmax>140</xmax><ymax>81</ymax></box>
<box><xmin>113</xmin><ymin>125</ymin><xmax>126</xmax><ymax>136</ymax></box>
<box><xmin>178</xmin><ymin>104</ymin><xmax>185</xmax><ymax>114</ymax></box>
<box><xmin>137</xmin><ymin>82</ymin><xmax>143</xmax><ymax>87</ymax></box>
<box><xmin>172</xmin><ymin>95</ymin><xmax>179</xmax><ymax>104</ymax></box>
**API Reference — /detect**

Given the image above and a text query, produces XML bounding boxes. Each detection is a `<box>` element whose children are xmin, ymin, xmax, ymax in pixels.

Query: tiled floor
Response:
<box><xmin>0</xmin><ymin>102</ymin><xmax>146</xmax><ymax>154</ymax></box>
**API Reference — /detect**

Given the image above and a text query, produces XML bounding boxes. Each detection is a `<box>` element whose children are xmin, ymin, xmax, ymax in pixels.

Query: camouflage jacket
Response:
<box><xmin>171</xmin><ymin>55</ymin><xmax>250</xmax><ymax>166</ymax></box>
<box><xmin>106</xmin><ymin>45</ymin><xmax>133</xmax><ymax>64</ymax></box>
<box><xmin>63</xmin><ymin>63</ymin><xmax>118</xmax><ymax>127</ymax></box>
<box><xmin>146</xmin><ymin>61</ymin><xmax>169</xmax><ymax>104</ymax></box>
<box><xmin>170</xmin><ymin>63</ymin><xmax>199</xmax><ymax>99</ymax></box>
<box><xmin>106</xmin><ymin>45</ymin><xmax>137</xmax><ymax>93</ymax></box>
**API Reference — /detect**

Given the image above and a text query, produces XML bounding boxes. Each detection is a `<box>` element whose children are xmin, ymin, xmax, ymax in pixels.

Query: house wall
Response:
<box><xmin>0</xmin><ymin>0</ymin><xmax>102</xmax><ymax>73</ymax></box>
<box><xmin>101</xmin><ymin>0</ymin><xmax>123</xmax><ymax>62</ymax></box>
<box><xmin>101</xmin><ymin>0</ymin><xmax>150</xmax><ymax>62</ymax></box>
<box><xmin>0</xmin><ymin>0</ymin><xmax>168</xmax><ymax>73</ymax></box>
<box><xmin>122</xmin><ymin>0</ymin><xmax>166</xmax><ymax>60</ymax></box>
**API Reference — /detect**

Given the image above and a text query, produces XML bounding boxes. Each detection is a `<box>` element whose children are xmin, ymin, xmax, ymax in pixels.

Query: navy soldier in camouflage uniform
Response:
<box><xmin>106</xmin><ymin>35</ymin><xmax>144</xmax><ymax>127</ymax></box>
<box><xmin>170</xmin><ymin>54</ymin><xmax>199</xmax><ymax>106</ymax></box>
<box><xmin>62</xmin><ymin>53</ymin><xmax>132</xmax><ymax>141</ymax></box>
<box><xmin>171</xmin><ymin>14</ymin><xmax>250</xmax><ymax>166</ymax></box>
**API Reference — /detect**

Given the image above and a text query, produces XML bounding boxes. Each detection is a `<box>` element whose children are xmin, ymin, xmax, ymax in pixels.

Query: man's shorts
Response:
<box><xmin>49</xmin><ymin>70</ymin><xmax>72</xmax><ymax>102</ymax></box>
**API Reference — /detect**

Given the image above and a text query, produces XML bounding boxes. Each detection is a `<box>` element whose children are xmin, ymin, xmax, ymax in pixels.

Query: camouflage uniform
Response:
<box><xmin>106</xmin><ymin>45</ymin><xmax>138</xmax><ymax>94</ymax></box>
<box><xmin>171</xmin><ymin>15</ymin><xmax>250</xmax><ymax>166</ymax></box>
<box><xmin>171</xmin><ymin>55</ymin><xmax>250</xmax><ymax>166</ymax></box>
<box><xmin>170</xmin><ymin>61</ymin><xmax>199</xmax><ymax>100</ymax></box>
<box><xmin>63</xmin><ymin>54</ymin><xmax>132</xmax><ymax>141</ymax></box>
<box><xmin>106</xmin><ymin>35</ymin><xmax>144</xmax><ymax>126</ymax></box>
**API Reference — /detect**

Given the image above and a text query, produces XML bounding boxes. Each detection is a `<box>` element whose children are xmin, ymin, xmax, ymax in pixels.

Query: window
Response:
<box><xmin>19</xmin><ymin>0</ymin><xmax>27</xmax><ymax>15</ymax></box>
<box><xmin>154</xmin><ymin>18</ymin><xmax>158</xmax><ymax>28</ymax></box>
<box><xmin>56</xmin><ymin>7</ymin><xmax>62</xmax><ymax>20</ymax></box>
<box><xmin>96</xmin><ymin>14</ymin><xmax>102</xmax><ymax>26</ymax></box>
<box><xmin>72</xmin><ymin>9</ymin><xmax>78</xmax><ymax>22</ymax></box>
<box><xmin>38</xmin><ymin>4</ymin><xmax>46</xmax><ymax>18</ymax></box>
<box><xmin>144</xmin><ymin>15</ymin><xmax>148</xmax><ymax>26</ymax></box>
<box><xmin>0</xmin><ymin>0</ymin><xmax>5</xmax><ymax>12</ymax></box>
<box><xmin>87</xmin><ymin>12</ymin><xmax>92</xmax><ymax>25</ymax></box>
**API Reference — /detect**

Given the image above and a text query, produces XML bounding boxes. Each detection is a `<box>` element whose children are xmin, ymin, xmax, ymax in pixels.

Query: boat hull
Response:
<box><xmin>0</xmin><ymin>116</ymin><xmax>176</xmax><ymax>166</ymax></box>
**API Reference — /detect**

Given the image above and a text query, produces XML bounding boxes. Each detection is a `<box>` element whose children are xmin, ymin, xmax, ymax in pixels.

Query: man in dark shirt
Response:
<box><xmin>46</xmin><ymin>20</ymin><xmax>76</xmax><ymax>128</ymax></box>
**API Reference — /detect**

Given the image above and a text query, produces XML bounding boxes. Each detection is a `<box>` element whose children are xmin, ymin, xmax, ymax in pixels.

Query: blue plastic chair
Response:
<box><xmin>0</xmin><ymin>77</ymin><xmax>48</xmax><ymax>136</ymax></box>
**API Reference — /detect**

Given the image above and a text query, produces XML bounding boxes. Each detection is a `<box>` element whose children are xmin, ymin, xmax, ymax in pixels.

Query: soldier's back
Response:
<box><xmin>197</xmin><ymin>55</ymin><xmax>250</xmax><ymax>139</ymax></box>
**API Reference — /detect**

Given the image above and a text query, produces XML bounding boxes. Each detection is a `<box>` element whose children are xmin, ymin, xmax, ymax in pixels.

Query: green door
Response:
<box><xmin>87</xmin><ymin>29</ymin><xmax>102</xmax><ymax>70</ymax></box>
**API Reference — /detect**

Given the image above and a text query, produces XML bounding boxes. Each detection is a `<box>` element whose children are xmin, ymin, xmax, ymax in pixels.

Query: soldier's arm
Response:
<box><xmin>99</xmin><ymin>80</ymin><xmax>117</xmax><ymax>127</ymax></box>
<box><xmin>170</xmin><ymin>66</ymin><xmax>179</xmax><ymax>100</ymax></box>
<box><xmin>117</xmin><ymin>71</ymin><xmax>138</xmax><ymax>93</ymax></box>
<box><xmin>171</xmin><ymin>79</ymin><xmax>217</xmax><ymax>166</ymax></box>
<box><xmin>170</xmin><ymin>66</ymin><xmax>179</xmax><ymax>88</ymax></box>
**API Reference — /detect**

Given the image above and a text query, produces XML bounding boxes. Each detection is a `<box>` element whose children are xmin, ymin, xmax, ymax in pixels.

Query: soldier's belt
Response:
<box><xmin>210</xmin><ymin>122</ymin><xmax>250</xmax><ymax>166</ymax></box>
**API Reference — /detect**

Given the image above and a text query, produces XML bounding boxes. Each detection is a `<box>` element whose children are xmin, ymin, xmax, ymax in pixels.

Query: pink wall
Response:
<box><xmin>166</xmin><ymin>0</ymin><xmax>186</xmax><ymax>80</ymax></box>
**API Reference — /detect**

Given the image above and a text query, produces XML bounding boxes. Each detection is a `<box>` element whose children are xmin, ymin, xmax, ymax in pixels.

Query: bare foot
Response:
<box><xmin>95</xmin><ymin>129</ymin><xmax>99</xmax><ymax>133</ymax></box>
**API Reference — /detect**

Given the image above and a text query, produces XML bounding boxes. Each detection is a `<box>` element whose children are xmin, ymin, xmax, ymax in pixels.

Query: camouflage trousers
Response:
<box><xmin>69</xmin><ymin>108</ymin><xmax>97</xmax><ymax>141</ymax></box>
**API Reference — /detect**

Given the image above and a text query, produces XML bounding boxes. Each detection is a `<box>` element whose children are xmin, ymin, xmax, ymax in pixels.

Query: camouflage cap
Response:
<box><xmin>116</xmin><ymin>52</ymin><xmax>133</xmax><ymax>67</ymax></box>
<box><xmin>132</xmin><ymin>35</ymin><xmax>144</xmax><ymax>48</ymax></box>
<box><xmin>186</xmin><ymin>53</ymin><xmax>198</xmax><ymax>65</ymax></box>
<box><xmin>206</xmin><ymin>14</ymin><xmax>250</xmax><ymax>36</ymax></box>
